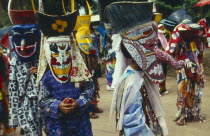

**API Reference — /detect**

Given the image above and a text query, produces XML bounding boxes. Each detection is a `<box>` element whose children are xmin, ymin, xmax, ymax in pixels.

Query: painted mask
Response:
<box><xmin>105</xmin><ymin>2</ymin><xmax>184</xmax><ymax>83</ymax></box>
<box><xmin>12</xmin><ymin>24</ymin><xmax>41</xmax><ymax>61</ymax></box>
<box><xmin>74</xmin><ymin>0</ymin><xmax>95</xmax><ymax>54</ymax></box>
<box><xmin>168</xmin><ymin>20</ymin><xmax>204</xmax><ymax>54</ymax></box>
<box><xmin>44</xmin><ymin>36</ymin><xmax>72</xmax><ymax>83</ymax></box>
<box><xmin>74</xmin><ymin>15</ymin><xmax>93</xmax><ymax>54</ymax></box>
<box><xmin>121</xmin><ymin>21</ymin><xmax>165</xmax><ymax>83</ymax></box>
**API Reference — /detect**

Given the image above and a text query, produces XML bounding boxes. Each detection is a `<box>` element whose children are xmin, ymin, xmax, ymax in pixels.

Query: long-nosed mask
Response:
<box><xmin>12</xmin><ymin>24</ymin><xmax>41</xmax><ymax>61</ymax></box>
<box><xmin>105</xmin><ymin>2</ymin><xmax>184</xmax><ymax>83</ymax></box>
<box><xmin>121</xmin><ymin>21</ymin><xmax>165</xmax><ymax>83</ymax></box>
<box><xmin>44</xmin><ymin>36</ymin><xmax>72</xmax><ymax>83</ymax></box>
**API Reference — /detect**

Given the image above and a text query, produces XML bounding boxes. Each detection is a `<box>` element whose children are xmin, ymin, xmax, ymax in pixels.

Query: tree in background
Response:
<box><xmin>1</xmin><ymin>0</ymin><xmax>209</xmax><ymax>27</ymax></box>
<box><xmin>156</xmin><ymin>0</ymin><xmax>210</xmax><ymax>26</ymax></box>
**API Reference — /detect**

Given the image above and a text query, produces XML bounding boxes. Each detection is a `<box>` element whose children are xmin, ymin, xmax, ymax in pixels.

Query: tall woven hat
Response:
<box><xmin>36</xmin><ymin>11</ymin><xmax>77</xmax><ymax>37</ymax></box>
<box><xmin>105</xmin><ymin>1</ymin><xmax>154</xmax><ymax>32</ymax></box>
<box><xmin>160</xmin><ymin>8</ymin><xmax>202</xmax><ymax>31</ymax></box>
<box><xmin>8</xmin><ymin>0</ymin><xmax>37</xmax><ymax>25</ymax></box>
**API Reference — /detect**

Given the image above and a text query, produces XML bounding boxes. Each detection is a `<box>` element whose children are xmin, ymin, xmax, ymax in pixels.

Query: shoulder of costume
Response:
<box><xmin>10</xmin><ymin>56</ymin><xmax>17</xmax><ymax>65</ymax></box>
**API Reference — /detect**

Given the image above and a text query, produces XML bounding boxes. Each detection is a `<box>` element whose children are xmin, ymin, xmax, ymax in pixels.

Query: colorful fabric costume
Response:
<box><xmin>106</xmin><ymin>2</ymin><xmax>185</xmax><ymax>136</ymax></box>
<box><xmin>9</xmin><ymin>56</ymin><xmax>41</xmax><ymax>135</ymax></box>
<box><xmin>97</xmin><ymin>22</ymin><xmax>116</xmax><ymax>90</ymax></box>
<box><xmin>39</xmin><ymin>70</ymin><xmax>94</xmax><ymax>136</ymax></box>
<box><xmin>0</xmin><ymin>50</ymin><xmax>14</xmax><ymax>135</ymax></box>
<box><xmin>157</xmin><ymin>30</ymin><xmax>170</xmax><ymax>95</ymax></box>
<box><xmin>8</xmin><ymin>0</ymin><xmax>42</xmax><ymax>135</ymax></box>
<box><xmin>113</xmin><ymin>66</ymin><xmax>163</xmax><ymax>136</ymax></box>
<box><xmin>36</xmin><ymin>1</ymin><xmax>94</xmax><ymax>135</ymax></box>
<box><xmin>167</xmin><ymin>9</ymin><xmax>208</xmax><ymax>125</ymax></box>
<box><xmin>74</xmin><ymin>2</ymin><xmax>101</xmax><ymax>110</ymax></box>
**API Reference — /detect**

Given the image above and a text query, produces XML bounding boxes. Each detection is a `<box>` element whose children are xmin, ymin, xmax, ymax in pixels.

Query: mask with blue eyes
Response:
<box><xmin>12</xmin><ymin>24</ymin><xmax>41</xmax><ymax>61</ymax></box>
<box><xmin>44</xmin><ymin>36</ymin><xmax>72</xmax><ymax>83</ymax></box>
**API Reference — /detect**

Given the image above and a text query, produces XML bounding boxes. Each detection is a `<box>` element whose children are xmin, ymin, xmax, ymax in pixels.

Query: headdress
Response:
<box><xmin>8</xmin><ymin>0</ymin><xmax>37</xmax><ymax>25</ymax></box>
<box><xmin>8</xmin><ymin>0</ymin><xmax>41</xmax><ymax>61</ymax></box>
<box><xmin>36</xmin><ymin>0</ymin><xmax>91</xmax><ymax>84</ymax></box>
<box><xmin>167</xmin><ymin>9</ymin><xmax>205</xmax><ymax>54</ymax></box>
<box><xmin>74</xmin><ymin>0</ymin><xmax>95</xmax><ymax>54</ymax></box>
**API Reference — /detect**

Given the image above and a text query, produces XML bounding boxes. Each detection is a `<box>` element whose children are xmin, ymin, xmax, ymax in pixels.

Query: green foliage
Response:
<box><xmin>0</xmin><ymin>11</ymin><xmax>11</xmax><ymax>28</ymax></box>
<box><xmin>156</xmin><ymin>0</ymin><xmax>210</xmax><ymax>25</ymax></box>
<box><xmin>114</xmin><ymin>0</ymin><xmax>147</xmax><ymax>1</ymax></box>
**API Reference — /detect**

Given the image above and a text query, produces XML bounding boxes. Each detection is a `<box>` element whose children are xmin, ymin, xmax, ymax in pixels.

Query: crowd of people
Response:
<box><xmin>0</xmin><ymin>0</ymin><xmax>210</xmax><ymax>136</ymax></box>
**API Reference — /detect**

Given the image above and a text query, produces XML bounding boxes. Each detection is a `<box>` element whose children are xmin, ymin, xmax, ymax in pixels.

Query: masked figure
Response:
<box><xmin>8</xmin><ymin>0</ymin><xmax>42</xmax><ymax>135</ymax></box>
<box><xmin>36</xmin><ymin>1</ymin><xmax>94</xmax><ymax>135</ymax></box>
<box><xmin>106</xmin><ymin>2</ymin><xmax>184</xmax><ymax>136</ymax></box>
<box><xmin>74</xmin><ymin>1</ymin><xmax>103</xmax><ymax>118</ymax></box>
<box><xmin>97</xmin><ymin>22</ymin><xmax>116</xmax><ymax>90</ymax></box>
<box><xmin>157</xmin><ymin>24</ymin><xmax>170</xmax><ymax>96</ymax></box>
<box><xmin>167</xmin><ymin>9</ymin><xmax>208</xmax><ymax>126</ymax></box>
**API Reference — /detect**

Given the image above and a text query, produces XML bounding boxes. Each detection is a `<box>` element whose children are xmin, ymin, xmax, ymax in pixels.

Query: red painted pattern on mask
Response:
<box><xmin>63</xmin><ymin>56</ymin><xmax>72</xmax><ymax>65</ymax></box>
<box><xmin>50</xmin><ymin>55</ymin><xmax>61</xmax><ymax>66</ymax></box>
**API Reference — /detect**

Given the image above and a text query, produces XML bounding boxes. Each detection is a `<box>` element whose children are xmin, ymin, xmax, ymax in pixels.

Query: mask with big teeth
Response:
<box><xmin>121</xmin><ymin>21</ymin><xmax>165</xmax><ymax>83</ymax></box>
<box><xmin>45</xmin><ymin>36</ymin><xmax>72</xmax><ymax>83</ymax></box>
<box><xmin>121</xmin><ymin>21</ymin><xmax>185</xmax><ymax>83</ymax></box>
<box><xmin>12</xmin><ymin>24</ymin><xmax>41</xmax><ymax>61</ymax></box>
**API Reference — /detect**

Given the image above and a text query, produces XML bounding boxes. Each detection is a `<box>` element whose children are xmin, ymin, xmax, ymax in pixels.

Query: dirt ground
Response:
<box><xmin>14</xmin><ymin>75</ymin><xmax>210</xmax><ymax>136</ymax></box>
<box><xmin>91</xmin><ymin>76</ymin><xmax>210</xmax><ymax>136</ymax></box>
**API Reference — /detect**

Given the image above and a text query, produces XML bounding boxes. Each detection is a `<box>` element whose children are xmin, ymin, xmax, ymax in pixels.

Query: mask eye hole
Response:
<box><xmin>52</xmin><ymin>53</ymin><xmax>59</xmax><ymax>57</ymax></box>
<box><xmin>143</xmin><ymin>28</ymin><xmax>153</xmax><ymax>36</ymax></box>
<box><xmin>66</xmin><ymin>51</ymin><xmax>70</xmax><ymax>56</ymax></box>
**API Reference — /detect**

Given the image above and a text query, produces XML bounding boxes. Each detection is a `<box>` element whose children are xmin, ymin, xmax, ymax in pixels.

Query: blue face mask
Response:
<box><xmin>12</xmin><ymin>24</ymin><xmax>41</xmax><ymax>61</ymax></box>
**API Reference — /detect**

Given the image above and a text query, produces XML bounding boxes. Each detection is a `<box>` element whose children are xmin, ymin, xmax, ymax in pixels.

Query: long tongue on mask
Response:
<box><xmin>21</xmin><ymin>39</ymin><xmax>25</xmax><ymax>54</ymax></box>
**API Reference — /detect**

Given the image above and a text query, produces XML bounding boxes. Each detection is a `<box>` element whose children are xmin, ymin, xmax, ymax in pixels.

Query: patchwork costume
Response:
<box><xmin>106</xmin><ymin>2</ymin><xmax>185</xmax><ymax>136</ymax></box>
<box><xmin>8</xmin><ymin>0</ymin><xmax>42</xmax><ymax>135</ymax></box>
<box><xmin>36</xmin><ymin>1</ymin><xmax>94</xmax><ymax>135</ymax></box>
<box><xmin>167</xmin><ymin>9</ymin><xmax>208</xmax><ymax>125</ymax></box>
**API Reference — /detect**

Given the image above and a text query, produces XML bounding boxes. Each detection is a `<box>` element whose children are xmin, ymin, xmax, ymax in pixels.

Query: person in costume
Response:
<box><xmin>7</xmin><ymin>0</ymin><xmax>42</xmax><ymax>135</ymax></box>
<box><xmin>89</xmin><ymin>24</ymin><xmax>104</xmax><ymax>114</ymax></box>
<box><xmin>36</xmin><ymin>1</ymin><xmax>94</xmax><ymax>135</ymax></box>
<box><xmin>97</xmin><ymin>22</ymin><xmax>116</xmax><ymax>90</ymax></box>
<box><xmin>167</xmin><ymin>8</ymin><xmax>208</xmax><ymax>126</ymax></box>
<box><xmin>157</xmin><ymin>24</ymin><xmax>170</xmax><ymax>96</ymax></box>
<box><xmin>106</xmin><ymin>2</ymin><xmax>185</xmax><ymax>136</ymax></box>
<box><xmin>73</xmin><ymin>1</ymin><xmax>102</xmax><ymax>119</ymax></box>
<box><xmin>154</xmin><ymin>13</ymin><xmax>171</xmax><ymax>96</ymax></box>
<box><xmin>0</xmin><ymin>46</ymin><xmax>14</xmax><ymax>135</ymax></box>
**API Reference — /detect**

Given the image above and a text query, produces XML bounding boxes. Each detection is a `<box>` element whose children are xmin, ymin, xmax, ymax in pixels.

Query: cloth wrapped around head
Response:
<box><xmin>36</xmin><ymin>11</ymin><xmax>91</xmax><ymax>84</ymax></box>
<box><xmin>105</xmin><ymin>1</ymin><xmax>184</xmax><ymax>84</ymax></box>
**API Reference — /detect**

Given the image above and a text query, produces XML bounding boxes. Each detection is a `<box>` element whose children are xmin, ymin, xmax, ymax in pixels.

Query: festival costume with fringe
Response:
<box><xmin>167</xmin><ymin>9</ymin><xmax>209</xmax><ymax>125</ymax></box>
<box><xmin>8</xmin><ymin>0</ymin><xmax>42</xmax><ymax>135</ymax></box>
<box><xmin>97</xmin><ymin>22</ymin><xmax>116</xmax><ymax>90</ymax></box>
<box><xmin>106</xmin><ymin>2</ymin><xmax>185</xmax><ymax>136</ymax></box>
<box><xmin>36</xmin><ymin>1</ymin><xmax>93</xmax><ymax>135</ymax></box>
